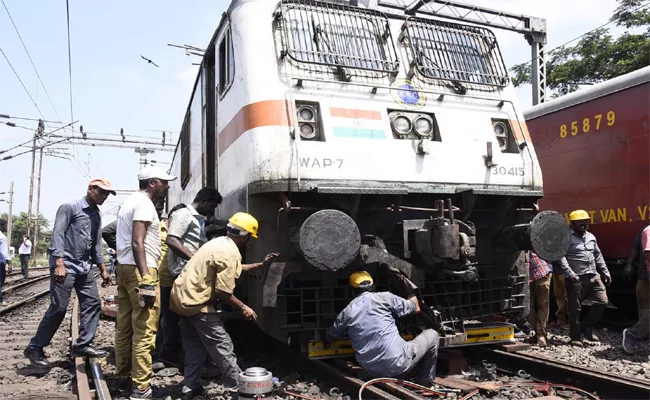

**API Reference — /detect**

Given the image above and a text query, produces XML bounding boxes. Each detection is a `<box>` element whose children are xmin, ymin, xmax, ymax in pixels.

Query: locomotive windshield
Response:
<box><xmin>402</xmin><ymin>18</ymin><xmax>509</xmax><ymax>87</ymax></box>
<box><xmin>278</xmin><ymin>0</ymin><xmax>399</xmax><ymax>75</ymax></box>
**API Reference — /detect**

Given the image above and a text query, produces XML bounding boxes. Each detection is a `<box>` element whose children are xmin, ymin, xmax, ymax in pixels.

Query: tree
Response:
<box><xmin>0</xmin><ymin>212</ymin><xmax>51</xmax><ymax>256</ymax></box>
<box><xmin>510</xmin><ymin>0</ymin><xmax>650</xmax><ymax>96</ymax></box>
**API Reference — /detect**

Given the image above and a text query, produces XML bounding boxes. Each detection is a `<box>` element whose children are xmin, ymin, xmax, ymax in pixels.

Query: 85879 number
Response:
<box><xmin>492</xmin><ymin>166</ymin><xmax>524</xmax><ymax>176</ymax></box>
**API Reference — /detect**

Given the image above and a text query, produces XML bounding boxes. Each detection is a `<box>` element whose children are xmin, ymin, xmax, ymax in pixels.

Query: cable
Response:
<box><xmin>0</xmin><ymin>47</ymin><xmax>47</xmax><ymax>120</ymax></box>
<box><xmin>1</xmin><ymin>0</ymin><xmax>63</xmax><ymax>125</ymax></box>
<box><xmin>509</xmin><ymin>0</ymin><xmax>650</xmax><ymax>66</ymax></box>
<box><xmin>358</xmin><ymin>377</ymin><xmax>445</xmax><ymax>399</ymax></box>
<box><xmin>0</xmin><ymin>114</ymin><xmax>68</xmax><ymax>124</ymax></box>
<box><xmin>0</xmin><ymin>121</ymin><xmax>76</xmax><ymax>155</ymax></box>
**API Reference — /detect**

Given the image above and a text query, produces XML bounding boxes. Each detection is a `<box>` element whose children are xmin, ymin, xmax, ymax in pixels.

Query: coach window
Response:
<box><xmin>180</xmin><ymin>110</ymin><xmax>191</xmax><ymax>189</ymax></box>
<box><xmin>218</xmin><ymin>28</ymin><xmax>234</xmax><ymax>98</ymax></box>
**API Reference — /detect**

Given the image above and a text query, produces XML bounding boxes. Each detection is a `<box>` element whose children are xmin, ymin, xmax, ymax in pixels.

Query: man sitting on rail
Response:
<box><xmin>24</xmin><ymin>178</ymin><xmax>114</xmax><ymax>368</ymax></box>
<box><xmin>170</xmin><ymin>212</ymin><xmax>278</xmax><ymax>399</ymax></box>
<box><xmin>325</xmin><ymin>271</ymin><xmax>439</xmax><ymax>387</ymax></box>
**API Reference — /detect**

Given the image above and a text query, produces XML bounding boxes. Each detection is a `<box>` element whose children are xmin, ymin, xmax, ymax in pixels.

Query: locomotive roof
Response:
<box><xmin>523</xmin><ymin>65</ymin><xmax>650</xmax><ymax>120</ymax></box>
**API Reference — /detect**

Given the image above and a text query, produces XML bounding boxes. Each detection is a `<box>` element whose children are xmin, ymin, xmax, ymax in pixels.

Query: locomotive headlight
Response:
<box><xmin>295</xmin><ymin>102</ymin><xmax>320</xmax><ymax>140</ymax></box>
<box><xmin>299</xmin><ymin>123</ymin><xmax>317</xmax><ymax>139</ymax></box>
<box><xmin>493</xmin><ymin>121</ymin><xmax>508</xmax><ymax>150</ymax></box>
<box><xmin>298</xmin><ymin>106</ymin><xmax>315</xmax><ymax>121</ymax></box>
<box><xmin>391</xmin><ymin>115</ymin><xmax>412</xmax><ymax>136</ymax></box>
<box><xmin>413</xmin><ymin>115</ymin><xmax>434</xmax><ymax>138</ymax></box>
<box><xmin>493</xmin><ymin>121</ymin><xmax>507</xmax><ymax>137</ymax></box>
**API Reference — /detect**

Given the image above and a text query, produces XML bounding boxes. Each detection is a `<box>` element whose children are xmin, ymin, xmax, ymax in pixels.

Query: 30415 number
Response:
<box><xmin>492</xmin><ymin>166</ymin><xmax>524</xmax><ymax>176</ymax></box>
<box><xmin>559</xmin><ymin>111</ymin><xmax>615</xmax><ymax>139</ymax></box>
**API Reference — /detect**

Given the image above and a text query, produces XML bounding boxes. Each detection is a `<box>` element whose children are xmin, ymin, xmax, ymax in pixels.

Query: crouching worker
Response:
<box><xmin>170</xmin><ymin>212</ymin><xmax>278</xmax><ymax>399</ymax></box>
<box><xmin>326</xmin><ymin>271</ymin><xmax>439</xmax><ymax>386</ymax></box>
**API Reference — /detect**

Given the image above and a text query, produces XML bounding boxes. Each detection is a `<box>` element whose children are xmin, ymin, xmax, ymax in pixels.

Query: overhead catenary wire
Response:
<box><xmin>0</xmin><ymin>121</ymin><xmax>77</xmax><ymax>155</ymax></box>
<box><xmin>509</xmin><ymin>0</ymin><xmax>650</xmax><ymax>67</ymax></box>
<box><xmin>0</xmin><ymin>46</ymin><xmax>47</xmax><ymax>121</ymax></box>
<box><xmin>1</xmin><ymin>0</ymin><xmax>64</xmax><ymax>126</ymax></box>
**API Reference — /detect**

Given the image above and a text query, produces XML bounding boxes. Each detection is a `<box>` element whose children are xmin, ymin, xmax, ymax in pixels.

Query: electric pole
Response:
<box><xmin>27</xmin><ymin>133</ymin><xmax>37</xmax><ymax>236</ymax></box>
<box><xmin>33</xmin><ymin>147</ymin><xmax>44</xmax><ymax>267</ymax></box>
<box><xmin>6</xmin><ymin>182</ymin><xmax>14</xmax><ymax>246</ymax></box>
<box><xmin>26</xmin><ymin>120</ymin><xmax>44</xmax><ymax>236</ymax></box>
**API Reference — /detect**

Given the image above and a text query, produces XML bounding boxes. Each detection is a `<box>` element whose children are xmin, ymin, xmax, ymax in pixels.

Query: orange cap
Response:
<box><xmin>89</xmin><ymin>178</ymin><xmax>116</xmax><ymax>195</ymax></box>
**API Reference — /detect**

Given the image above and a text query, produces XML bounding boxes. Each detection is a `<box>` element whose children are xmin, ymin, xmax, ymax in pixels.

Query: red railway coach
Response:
<box><xmin>524</xmin><ymin>66</ymin><xmax>650</xmax><ymax>275</ymax></box>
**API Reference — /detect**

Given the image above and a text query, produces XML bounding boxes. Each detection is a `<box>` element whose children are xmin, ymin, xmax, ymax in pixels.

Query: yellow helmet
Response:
<box><xmin>349</xmin><ymin>271</ymin><xmax>374</xmax><ymax>288</ymax></box>
<box><xmin>229</xmin><ymin>212</ymin><xmax>259</xmax><ymax>238</ymax></box>
<box><xmin>569</xmin><ymin>210</ymin><xmax>590</xmax><ymax>221</ymax></box>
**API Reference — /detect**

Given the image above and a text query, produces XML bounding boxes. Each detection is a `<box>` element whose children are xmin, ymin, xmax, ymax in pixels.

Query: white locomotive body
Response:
<box><xmin>168</xmin><ymin>0</ymin><xmax>569</xmax><ymax>351</ymax></box>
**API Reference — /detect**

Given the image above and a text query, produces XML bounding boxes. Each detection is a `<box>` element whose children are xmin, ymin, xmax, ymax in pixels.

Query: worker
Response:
<box><xmin>24</xmin><ymin>179</ymin><xmax>114</xmax><ymax>368</ymax></box>
<box><xmin>0</xmin><ymin>220</ymin><xmax>12</xmax><ymax>305</ymax></box>
<box><xmin>555</xmin><ymin>210</ymin><xmax>611</xmax><ymax>346</ymax></box>
<box><xmin>114</xmin><ymin>166</ymin><xmax>176</xmax><ymax>399</ymax></box>
<box><xmin>624</xmin><ymin>224</ymin><xmax>650</xmax><ymax>318</ymax></box>
<box><xmin>623</xmin><ymin>223</ymin><xmax>650</xmax><ymax>354</ymax></box>
<box><xmin>152</xmin><ymin>197</ymin><xmax>169</xmax><ymax>369</ymax></box>
<box><xmin>526</xmin><ymin>250</ymin><xmax>553</xmax><ymax>347</ymax></box>
<box><xmin>170</xmin><ymin>212</ymin><xmax>278</xmax><ymax>399</ymax></box>
<box><xmin>326</xmin><ymin>271</ymin><xmax>439</xmax><ymax>386</ymax></box>
<box><xmin>159</xmin><ymin>188</ymin><xmax>223</xmax><ymax>368</ymax></box>
<box><xmin>19</xmin><ymin>235</ymin><xmax>32</xmax><ymax>278</ymax></box>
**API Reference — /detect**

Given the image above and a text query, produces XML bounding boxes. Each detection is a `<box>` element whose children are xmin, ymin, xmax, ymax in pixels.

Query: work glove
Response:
<box><xmin>136</xmin><ymin>274</ymin><xmax>156</xmax><ymax>309</ymax></box>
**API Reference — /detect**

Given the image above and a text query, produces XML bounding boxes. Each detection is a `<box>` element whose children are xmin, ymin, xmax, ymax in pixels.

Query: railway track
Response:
<box><xmin>71</xmin><ymin>297</ymin><xmax>111</xmax><ymax>400</ymax></box>
<box><xmin>471</xmin><ymin>346</ymin><xmax>650</xmax><ymax>400</ymax></box>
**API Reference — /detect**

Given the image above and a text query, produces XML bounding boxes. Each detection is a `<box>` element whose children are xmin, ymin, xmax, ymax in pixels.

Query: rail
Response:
<box><xmin>471</xmin><ymin>347</ymin><xmax>650</xmax><ymax>400</ymax></box>
<box><xmin>0</xmin><ymin>288</ymin><xmax>50</xmax><ymax>315</ymax></box>
<box><xmin>2</xmin><ymin>274</ymin><xmax>50</xmax><ymax>294</ymax></box>
<box><xmin>72</xmin><ymin>297</ymin><xmax>112</xmax><ymax>400</ymax></box>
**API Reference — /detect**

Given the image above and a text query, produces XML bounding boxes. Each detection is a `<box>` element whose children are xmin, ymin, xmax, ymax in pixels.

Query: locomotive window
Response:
<box><xmin>401</xmin><ymin>18</ymin><xmax>509</xmax><ymax>87</ymax></box>
<box><xmin>278</xmin><ymin>0</ymin><xmax>399</xmax><ymax>75</ymax></box>
<box><xmin>218</xmin><ymin>28</ymin><xmax>234</xmax><ymax>97</ymax></box>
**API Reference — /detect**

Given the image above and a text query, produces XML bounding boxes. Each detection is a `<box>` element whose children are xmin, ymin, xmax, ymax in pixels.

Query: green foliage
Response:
<box><xmin>0</xmin><ymin>212</ymin><xmax>51</xmax><ymax>255</ymax></box>
<box><xmin>510</xmin><ymin>0</ymin><xmax>650</xmax><ymax>96</ymax></box>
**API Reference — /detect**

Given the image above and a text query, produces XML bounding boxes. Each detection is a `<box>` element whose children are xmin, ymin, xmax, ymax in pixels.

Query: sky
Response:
<box><xmin>0</xmin><ymin>0</ymin><xmax>628</xmax><ymax>229</ymax></box>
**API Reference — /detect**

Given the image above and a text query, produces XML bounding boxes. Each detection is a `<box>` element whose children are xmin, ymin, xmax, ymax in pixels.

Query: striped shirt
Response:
<box><xmin>529</xmin><ymin>251</ymin><xmax>552</xmax><ymax>282</ymax></box>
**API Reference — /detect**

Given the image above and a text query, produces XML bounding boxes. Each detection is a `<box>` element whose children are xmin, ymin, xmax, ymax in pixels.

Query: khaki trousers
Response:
<box><xmin>114</xmin><ymin>265</ymin><xmax>160</xmax><ymax>391</ymax></box>
<box><xmin>527</xmin><ymin>273</ymin><xmax>552</xmax><ymax>340</ymax></box>
<box><xmin>553</xmin><ymin>274</ymin><xmax>568</xmax><ymax>324</ymax></box>
<box><xmin>636</xmin><ymin>279</ymin><xmax>650</xmax><ymax>319</ymax></box>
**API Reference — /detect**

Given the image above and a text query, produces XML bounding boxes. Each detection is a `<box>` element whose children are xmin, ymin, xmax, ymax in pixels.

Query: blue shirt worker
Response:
<box><xmin>24</xmin><ymin>178</ymin><xmax>115</xmax><ymax>368</ymax></box>
<box><xmin>556</xmin><ymin>209</ymin><xmax>611</xmax><ymax>346</ymax></box>
<box><xmin>326</xmin><ymin>271</ymin><xmax>439</xmax><ymax>386</ymax></box>
<box><xmin>0</xmin><ymin>225</ymin><xmax>12</xmax><ymax>305</ymax></box>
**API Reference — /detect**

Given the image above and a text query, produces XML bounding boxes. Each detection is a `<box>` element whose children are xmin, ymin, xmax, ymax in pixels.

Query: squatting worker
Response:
<box><xmin>326</xmin><ymin>271</ymin><xmax>439</xmax><ymax>386</ymax></box>
<box><xmin>159</xmin><ymin>187</ymin><xmax>223</xmax><ymax>368</ymax></box>
<box><xmin>556</xmin><ymin>210</ymin><xmax>611</xmax><ymax>347</ymax></box>
<box><xmin>526</xmin><ymin>250</ymin><xmax>552</xmax><ymax>347</ymax></box>
<box><xmin>623</xmin><ymin>224</ymin><xmax>650</xmax><ymax>354</ymax></box>
<box><xmin>24</xmin><ymin>179</ymin><xmax>114</xmax><ymax>368</ymax></box>
<box><xmin>170</xmin><ymin>212</ymin><xmax>278</xmax><ymax>399</ymax></box>
<box><xmin>624</xmin><ymin>224</ymin><xmax>650</xmax><ymax>318</ymax></box>
<box><xmin>114</xmin><ymin>166</ymin><xmax>176</xmax><ymax>399</ymax></box>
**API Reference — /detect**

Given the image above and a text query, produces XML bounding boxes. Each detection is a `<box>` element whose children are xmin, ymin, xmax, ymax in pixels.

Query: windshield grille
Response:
<box><xmin>402</xmin><ymin>18</ymin><xmax>509</xmax><ymax>87</ymax></box>
<box><xmin>278</xmin><ymin>0</ymin><xmax>399</xmax><ymax>76</ymax></box>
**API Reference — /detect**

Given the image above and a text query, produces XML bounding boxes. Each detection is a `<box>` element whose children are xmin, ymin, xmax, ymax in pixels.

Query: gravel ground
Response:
<box><xmin>521</xmin><ymin>325</ymin><xmax>650</xmax><ymax>382</ymax></box>
<box><xmin>0</xmin><ymin>287</ymin><xmax>76</xmax><ymax>399</ymax></box>
<box><xmin>96</xmin><ymin>283</ymin><xmax>341</xmax><ymax>400</ymax></box>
